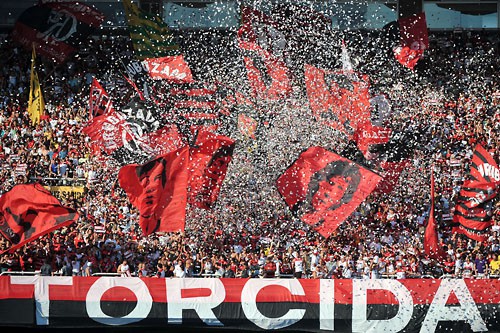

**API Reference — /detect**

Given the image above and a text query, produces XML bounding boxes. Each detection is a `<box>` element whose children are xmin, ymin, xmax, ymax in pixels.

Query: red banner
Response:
<box><xmin>276</xmin><ymin>146</ymin><xmax>381</xmax><ymax>237</ymax></box>
<box><xmin>238</xmin><ymin>7</ymin><xmax>292</xmax><ymax>101</ymax></box>
<box><xmin>0</xmin><ymin>183</ymin><xmax>79</xmax><ymax>253</ymax></box>
<box><xmin>118</xmin><ymin>146</ymin><xmax>190</xmax><ymax>235</ymax></box>
<box><xmin>82</xmin><ymin>110</ymin><xmax>133</xmax><ymax>155</ymax></box>
<box><xmin>89</xmin><ymin>78</ymin><xmax>114</xmax><ymax>119</ymax></box>
<box><xmin>188</xmin><ymin>131</ymin><xmax>235</xmax><ymax>209</ymax></box>
<box><xmin>0</xmin><ymin>277</ymin><xmax>497</xmax><ymax>332</ymax></box>
<box><xmin>394</xmin><ymin>12</ymin><xmax>429</xmax><ymax>70</ymax></box>
<box><xmin>452</xmin><ymin>144</ymin><xmax>499</xmax><ymax>241</ymax></box>
<box><xmin>373</xmin><ymin>160</ymin><xmax>410</xmax><ymax>194</ymax></box>
<box><xmin>143</xmin><ymin>55</ymin><xmax>193</xmax><ymax>82</ymax></box>
<box><xmin>11</xmin><ymin>2</ymin><xmax>104</xmax><ymax>63</ymax></box>
<box><xmin>304</xmin><ymin>64</ymin><xmax>371</xmax><ymax>139</ymax></box>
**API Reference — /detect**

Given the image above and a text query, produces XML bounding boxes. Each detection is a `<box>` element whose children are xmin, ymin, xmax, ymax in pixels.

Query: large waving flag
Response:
<box><xmin>12</xmin><ymin>1</ymin><xmax>104</xmax><ymax>63</ymax></box>
<box><xmin>28</xmin><ymin>46</ymin><xmax>44</xmax><ymax>125</ymax></box>
<box><xmin>237</xmin><ymin>7</ymin><xmax>292</xmax><ymax>101</ymax></box>
<box><xmin>0</xmin><ymin>183</ymin><xmax>79</xmax><ymax>254</ymax></box>
<box><xmin>276</xmin><ymin>146</ymin><xmax>381</xmax><ymax>238</ymax></box>
<box><xmin>84</xmin><ymin>98</ymin><xmax>186</xmax><ymax>164</ymax></box>
<box><xmin>452</xmin><ymin>144</ymin><xmax>499</xmax><ymax>241</ymax></box>
<box><xmin>118</xmin><ymin>146</ymin><xmax>190</xmax><ymax>236</ymax></box>
<box><xmin>188</xmin><ymin>131</ymin><xmax>235</xmax><ymax>209</ymax></box>
<box><xmin>304</xmin><ymin>64</ymin><xmax>371</xmax><ymax>139</ymax></box>
<box><xmin>393</xmin><ymin>12</ymin><xmax>429</xmax><ymax>70</ymax></box>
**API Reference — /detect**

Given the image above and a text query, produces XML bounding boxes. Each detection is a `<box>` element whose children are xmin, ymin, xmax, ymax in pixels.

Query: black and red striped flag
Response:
<box><xmin>452</xmin><ymin>144</ymin><xmax>499</xmax><ymax>241</ymax></box>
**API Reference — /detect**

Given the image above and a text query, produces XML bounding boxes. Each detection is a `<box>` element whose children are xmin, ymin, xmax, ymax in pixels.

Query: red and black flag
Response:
<box><xmin>11</xmin><ymin>1</ymin><xmax>104</xmax><ymax>63</ymax></box>
<box><xmin>304</xmin><ymin>64</ymin><xmax>371</xmax><ymax>139</ymax></box>
<box><xmin>110</xmin><ymin>99</ymin><xmax>186</xmax><ymax>165</ymax></box>
<box><xmin>276</xmin><ymin>146</ymin><xmax>381</xmax><ymax>238</ymax></box>
<box><xmin>118</xmin><ymin>146</ymin><xmax>190</xmax><ymax>236</ymax></box>
<box><xmin>238</xmin><ymin>7</ymin><xmax>292</xmax><ymax>101</ymax></box>
<box><xmin>369</xmin><ymin>128</ymin><xmax>424</xmax><ymax>194</ymax></box>
<box><xmin>393</xmin><ymin>12</ymin><xmax>428</xmax><ymax>70</ymax></box>
<box><xmin>188</xmin><ymin>131</ymin><xmax>235</xmax><ymax>210</ymax></box>
<box><xmin>167</xmin><ymin>81</ymin><xmax>236</xmax><ymax>142</ymax></box>
<box><xmin>0</xmin><ymin>183</ymin><xmax>79</xmax><ymax>254</ymax></box>
<box><xmin>452</xmin><ymin>144</ymin><xmax>499</xmax><ymax>241</ymax></box>
<box><xmin>89</xmin><ymin>78</ymin><xmax>114</xmax><ymax>120</ymax></box>
<box><xmin>83</xmin><ymin>108</ymin><xmax>133</xmax><ymax>155</ymax></box>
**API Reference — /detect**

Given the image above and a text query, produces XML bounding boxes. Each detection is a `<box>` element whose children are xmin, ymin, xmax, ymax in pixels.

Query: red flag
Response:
<box><xmin>304</xmin><ymin>64</ymin><xmax>371</xmax><ymax>139</ymax></box>
<box><xmin>143</xmin><ymin>55</ymin><xmax>193</xmax><ymax>83</ymax></box>
<box><xmin>353</xmin><ymin>122</ymin><xmax>392</xmax><ymax>158</ymax></box>
<box><xmin>276</xmin><ymin>146</ymin><xmax>381</xmax><ymax>238</ymax></box>
<box><xmin>238</xmin><ymin>7</ymin><xmax>292</xmax><ymax>101</ymax></box>
<box><xmin>82</xmin><ymin>110</ymin><xmax>133</xmax><ymax>155</ymax></box>
<box><xmin>188</xmin><ymin>131</ymin><xmax>235</xmax><ymax>209</ymax></box>
<box><xmin>89</xmin><ymin>78</ymin><xmax>114</xmax><ymax>119</ymax></box>
<box><xmin>394</xmin><ymin>12</ymin><xmax>428</xmax><ymax>70</ymax></box>
<box><xmin>424</xmin><ymin>169</ymin><xmax>443</xmax><ymax>259</ymax></box>
<box><xmin>118</xmin><ymin>146</ymin><xmax>190</xmax><ymax>236</ymax></box>
<box><xmin>373</xmin><ymin>160</ymin><xmax>410</xmax><ymax>194</ymax></box>
<box><xmin>12</xmin><ymin>2</ymin><xmax>104</xmax><ymax>63</ymax></box>
<box><xmin>0</xmin><ymin>183</ymin><xmax>79</xmax><ymax>253</ymax></box>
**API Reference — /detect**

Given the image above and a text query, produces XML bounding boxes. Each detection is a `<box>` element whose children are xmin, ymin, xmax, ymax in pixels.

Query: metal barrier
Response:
<box><xmin>91</xmin><ymin>272</ymin><xmax>121</xmax><ymax>277</ymax></box>
<box><xmin>0</xmin><ymin>271</ymin><xmax>40</xmax><ymax>276</ymax></box>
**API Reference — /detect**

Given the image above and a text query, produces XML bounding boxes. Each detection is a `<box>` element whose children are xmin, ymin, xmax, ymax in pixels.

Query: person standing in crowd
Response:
<box><xmin>292</xmin><ymin>251</ymin><xmax>304</xmax><ymax>279</ymax></box>
<box><xmin>474</xmin><ymin>253</ymin><xmax>488</xmax><ymax>278</ymax></box>
<box><xmin>117</xmin><ymin>259</ymin><xmax>131</xmax><ymax>277</ymax></box>
<box><xmin>40</xmin><ymin>258</ymin><xmax>53</xmax><ymax>276</ymax></box>
<box><xmin>263</xmin><ymin>256</ymin><xmax>277</xmax><ymax>278</ymax></box>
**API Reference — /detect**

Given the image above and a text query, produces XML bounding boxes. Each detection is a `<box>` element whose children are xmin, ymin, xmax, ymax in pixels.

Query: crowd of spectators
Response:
<box><xmin>0</xmin><ymin>28</ymin><xmax>499</xmax><ymax>281</ymax></box>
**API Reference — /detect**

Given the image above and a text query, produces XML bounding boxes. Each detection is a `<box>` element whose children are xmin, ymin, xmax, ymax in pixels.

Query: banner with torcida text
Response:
<box><xmin>0</xmin><ymin>277</ymin><xmax>498</xmax><ymax>332</ymax></box>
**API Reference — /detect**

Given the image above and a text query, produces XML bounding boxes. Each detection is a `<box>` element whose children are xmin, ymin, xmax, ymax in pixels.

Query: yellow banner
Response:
<box><xmin>45</xmin><ymin>186</ymin><xmax>85</xmax><ymax>201</ymax></box>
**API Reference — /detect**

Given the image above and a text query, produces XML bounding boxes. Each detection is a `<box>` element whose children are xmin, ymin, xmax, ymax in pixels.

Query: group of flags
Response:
<box><xmin>0</xmin><ymin>1</ymin><xmax>496</xmax><ymax>254</ymax></box>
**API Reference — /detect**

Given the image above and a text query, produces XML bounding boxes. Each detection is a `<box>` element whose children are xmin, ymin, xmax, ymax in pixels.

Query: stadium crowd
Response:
<box><xmin>0</xmin><ymin>28</ymin><xmax>499</xmax><ymax>281</ymax></box>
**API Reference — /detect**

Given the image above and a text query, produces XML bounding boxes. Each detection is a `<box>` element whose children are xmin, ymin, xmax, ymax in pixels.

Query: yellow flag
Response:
<box><xmin>28</xmin><ymin>46</ymin><xmax>44</xmax><ymax>125</ymax></box>
<box><xmin>122</xmin><ymin>0</ymin><xmax>179</xmax><ymax>59</ymax></box>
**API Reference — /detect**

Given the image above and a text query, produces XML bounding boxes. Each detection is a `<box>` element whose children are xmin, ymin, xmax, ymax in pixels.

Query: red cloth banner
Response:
<box><xmin>0</xmin><ymin>277</ymin><xmax>496</xmax><ymax>332</ymax></box>
<box><xmin>304</xmin><ymin>64</ymin><xmax>371</xmax><ymax>140</ymax></box>
<box><xmin>452</xmin><ymin>144</ymin><xmax>499</xmax><ymax>242</ymax></box>
<box><xmin>188</xmin><ymin>131</ymin><xmax>235</xmax><ymax>209</ymax></box>
<box><xmin>277</xmin><ymin>146</ymin><xmax>381</xmax><ymax>237</ymax></box>
<box><xmin>394</xmin><ymin>12</ymin><xmax>428</xmax><ymax>70</ymax></box>
<box><xmin>89</xmin><ymin>78</ymin><xmax>114</xmax><ymax>119</ymax></box>
<box><xmin>0</xmin><ymin>183</ymin><xmax>79</xmax><ymax>253</ymax></box>
<box><xmin>82</xmin><ymin>110</ymin><xmax>133</xmax><ymax>155</ymax></box>
<box><xmin>238</xmin><ymin>7</ymin><xmax>292</xmax><ymax>101</ymax></box>
<box><xmin>11</xmin><ymin>2</ymin><xmax>104</xmax><ymax>63</ymax></box>
<box><xmin>118</xmin><ymin>146</ymin><xmax>190</xmax><ymax>235</ymax></box>
<box><xmin>143</xmin><ymin>55</ymin><xmax>193</xmax><ymax>82</ymax></box>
